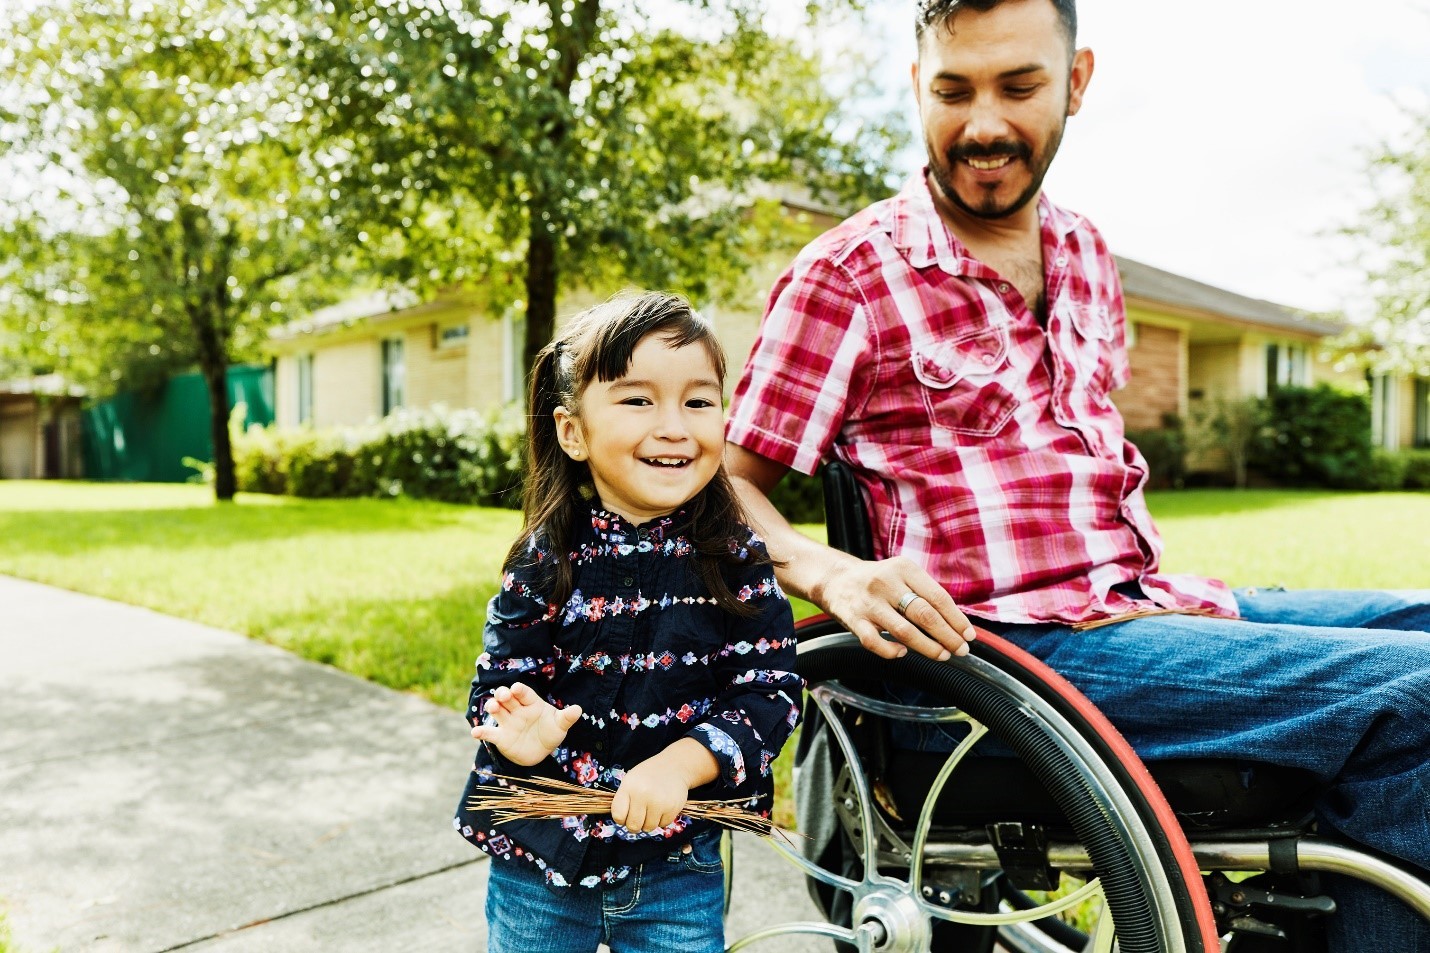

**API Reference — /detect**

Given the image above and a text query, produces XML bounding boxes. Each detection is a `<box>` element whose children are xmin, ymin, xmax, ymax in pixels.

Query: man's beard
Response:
<box><xmin>927</xmin><ymin>116</ymin><xmax>1067</xmax><ymax>220</ymax></box>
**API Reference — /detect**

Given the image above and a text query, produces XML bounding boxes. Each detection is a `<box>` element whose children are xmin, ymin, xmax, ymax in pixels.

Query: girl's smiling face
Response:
<box><xmin>554</xmin><ymin>332</ymin><xmax>725</xmax><ymax>525</ymax></box>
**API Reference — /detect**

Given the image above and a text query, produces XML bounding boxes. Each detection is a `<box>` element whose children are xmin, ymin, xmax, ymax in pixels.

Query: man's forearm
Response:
<box><xmin>729</xmin><ymin>472</ymin><xmax>859</xmax><ymax>609</ymax></box>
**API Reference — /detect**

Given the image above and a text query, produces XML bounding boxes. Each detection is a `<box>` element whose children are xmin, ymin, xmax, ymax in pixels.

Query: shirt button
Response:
<box><xmin>997</xmin><ymin>282</ymin><xmax>1010</xmax><ymax>294</ymax></box>
<box><xmin>980</xmin><ymin>352</ymin><xmax>997</xmax><ymax>364</ymax></box>
<box><xmin>1056</xmin><ymin>256</ymin><xmax>1068</xmax><ymax>267</ymax></box>
<box><xmin>622</xmin><ymin>575</ymin><xmax>634</xmax><ymax>586</ymax></box>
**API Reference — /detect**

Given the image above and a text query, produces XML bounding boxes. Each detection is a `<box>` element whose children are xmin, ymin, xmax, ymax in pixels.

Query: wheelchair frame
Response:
<box><xmin>723</xmin><ymin>462</ymin><xmax>1430</xmax><ymax>952</ymax></box>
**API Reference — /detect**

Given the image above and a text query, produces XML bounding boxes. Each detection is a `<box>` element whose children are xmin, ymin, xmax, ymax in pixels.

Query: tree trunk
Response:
<box><xmin>524</xmin><ymin>213</ymin><xmax>559</xmax><ymax>372</ymax></box>
<box><xmin>202</xmin><ymin>356</ymin><xmax>237</xmax><ymax>501</ymax></box>
<box><xmin>189</xmin><ymin>303</ymin><xmax>236</xmax><ymax>502</ymax></box>
<box><xmin>519</xmin><ymin>0</ymin><xmax>599</xmax><ymax>372</ymax></box>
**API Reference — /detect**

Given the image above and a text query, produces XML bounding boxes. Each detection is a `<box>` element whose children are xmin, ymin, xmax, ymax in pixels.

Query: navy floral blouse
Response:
<box><xmin>453</xmin><ymin>506</ymin><xmax>803</xmax><ymax>889</ymax></box>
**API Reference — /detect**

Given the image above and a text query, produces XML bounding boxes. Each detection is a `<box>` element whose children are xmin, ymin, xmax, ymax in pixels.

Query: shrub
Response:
<box><xmin>287</xmin><ymin>431</ymin><xmax>364</xmax><ymax>498</ymax></box>
<box><xmin>1188</xmin><ymin>397</ymin><xmax>1267</xmax><ymax>489</ymax></box>
<box><xmin>1361</xmin><ymin>448</ymin><xmax>1410</xmax><ymax>491</ymax></box>
<box><xmin>1402</xmin><ymin>449</ymin><xmax>1430</xmax><ymax>490</ymax></box>
<box><xmin>232</xmin><ymin>405</ymin><xmax>527</xmax><ymax>507</ymax></box>
<box><xmin>1127</xmin><ymin>413</ymin><xmax>1188</xmax><ymax>489</ymax></box>
<box><xmin>1251</xmin><ymin>384</ymin><xmax>1373</xmax><ymax>489</ymax></box>
<box><xmin>231</xmin><ymin>423</ymin><xmax>288</xmax><ymax>495</ymax></box>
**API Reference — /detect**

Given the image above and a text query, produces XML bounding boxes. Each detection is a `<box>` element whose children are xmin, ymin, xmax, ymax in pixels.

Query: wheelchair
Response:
<box><xmin>726</xmin><ymin>462</ymin><xmax>1430</xmax><ymax>952</ymax></box>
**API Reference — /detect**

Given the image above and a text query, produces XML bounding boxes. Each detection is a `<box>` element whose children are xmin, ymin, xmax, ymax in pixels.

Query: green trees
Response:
<box><xmin>302</xmin><ymin>0</ymin><xmax>899</xmax><ymax>369</ymax></box>
<box><xmin>2</xmin><ymin>0</ymin><xmax>898</xmax><ymax>499</ymax></box>
<box><xmin>0</xmin><ymin>0</ymin><xmax>358</xmax><ymax>499</ymax></box>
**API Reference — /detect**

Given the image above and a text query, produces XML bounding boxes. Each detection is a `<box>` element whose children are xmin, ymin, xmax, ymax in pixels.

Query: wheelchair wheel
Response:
<box><xmin>728</xmin><ymin>621</ymin><xmax>1218</xmax><ymax>953</ymax></box>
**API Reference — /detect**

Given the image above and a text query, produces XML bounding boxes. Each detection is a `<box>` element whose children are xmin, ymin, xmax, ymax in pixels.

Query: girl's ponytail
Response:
<box><xmin>522</xmin><ymin>341</ymin><xmax>566</xmax><ymax>518</ymax></box>
<box><xmin>507</xmin><ymin>339</ymin><xmax>579</xmax><ymax>599</ymax></box>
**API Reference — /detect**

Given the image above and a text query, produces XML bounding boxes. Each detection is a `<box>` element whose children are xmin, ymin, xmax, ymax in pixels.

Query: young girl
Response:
<box><xmin>454</xmin><ymin>291</ymin><xmax>802</xmax><ymax>953</ymax></box>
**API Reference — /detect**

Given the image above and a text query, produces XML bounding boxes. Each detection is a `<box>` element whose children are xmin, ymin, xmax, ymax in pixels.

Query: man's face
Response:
<box><xmin>914</xmin><ymin>0</ymin><xmax>1093</xmax><ymax>221</ymax></box>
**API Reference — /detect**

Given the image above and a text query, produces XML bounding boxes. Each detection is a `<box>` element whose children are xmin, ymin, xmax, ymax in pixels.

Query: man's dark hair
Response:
<box><xmin>916</xmin><ymin>0</ymin><xmax>1077</xmax><ymax>53</ymax></box>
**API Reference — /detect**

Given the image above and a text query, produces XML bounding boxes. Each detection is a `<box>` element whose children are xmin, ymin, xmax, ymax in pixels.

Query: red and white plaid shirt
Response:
<box><xmin>727</xmin><ymin>174</ymin><xmax>1237</xmax><ymax>625</ymax></box>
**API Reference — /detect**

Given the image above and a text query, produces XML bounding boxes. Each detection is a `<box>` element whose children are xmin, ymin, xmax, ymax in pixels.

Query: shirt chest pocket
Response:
<box><xmin>1066</xmin><ymin>302</ymin><xmax>1116</xmax><ymax>401</ymax></box>
<box><xmin>911</xmin><ymin>328</ymin><xmax>1017</xmax><ymax>437</ymax></box>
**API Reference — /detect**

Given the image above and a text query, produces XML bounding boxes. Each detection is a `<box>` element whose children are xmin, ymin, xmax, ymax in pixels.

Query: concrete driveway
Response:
<box><xmin>0</xmin><ymin>575</ymin><xmax>826</xmax><ymax>952</ymax></box>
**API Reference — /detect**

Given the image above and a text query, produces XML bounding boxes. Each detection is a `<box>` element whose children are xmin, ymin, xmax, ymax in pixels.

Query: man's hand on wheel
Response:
<box><xmin>816</xmin><ymin>554</ymin><xmax>977</xmax><ymax>661</ymax></box>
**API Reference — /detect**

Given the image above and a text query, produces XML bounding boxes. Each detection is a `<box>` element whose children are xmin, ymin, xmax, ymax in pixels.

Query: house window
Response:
<box><xmin>381</xmin><ymin>336</ymin><xmax>406</xmax><ymax>416</ymax></box>
<box><xmin>502</xmin><ymin>310</ymin><xmax>528</xmax><ymax>405</ymax></box>
<box><xmin>1415</xmin><ymin>379</ymin><xmax>1430</xmax><ymax>448</ymax></box>
<box><xmin>297</xmin><ymin>353</ymin><xmax>314</xmax><ymax>425</ymax></box>
<box><xmin>1264</xmin><ymin>343</ymin><xmax>1309</xmax><ymax>393</ymax></box>
<box><xmin>436</xmin><ymin>323</ymin><xmax>469</xmax><ymax>350</ymax></box>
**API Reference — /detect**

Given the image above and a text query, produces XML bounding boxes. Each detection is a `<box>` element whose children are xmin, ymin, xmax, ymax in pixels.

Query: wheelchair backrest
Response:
<box><xmin>821</xmin><ymin>460</ymin><xmax>876</xmax><ymax>561</ymax></box>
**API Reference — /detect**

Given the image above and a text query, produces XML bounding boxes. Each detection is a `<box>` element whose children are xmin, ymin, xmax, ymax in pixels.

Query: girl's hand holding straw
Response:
<box><xmin>610</xmin><ymin>737</ymin><xmax>719</xmax><ymax>833</ymax></box>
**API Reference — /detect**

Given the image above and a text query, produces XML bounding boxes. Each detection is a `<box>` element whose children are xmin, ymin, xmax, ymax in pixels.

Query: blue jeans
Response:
<box><xmin>484</xmin><ymin>829</ymin><xmax>725</xmax><ymax>953</ymax></box>
<box><xmin>991</xmin><ymin>588</ymin><xmax>1430</xmax><ymax>951</ymax></box>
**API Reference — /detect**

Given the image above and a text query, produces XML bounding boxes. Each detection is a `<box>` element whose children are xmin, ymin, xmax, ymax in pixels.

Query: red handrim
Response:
<box><xmin>793</xmin><ymin>614</ymin><xmax>1221</xmax><ymax>952</ymax></box>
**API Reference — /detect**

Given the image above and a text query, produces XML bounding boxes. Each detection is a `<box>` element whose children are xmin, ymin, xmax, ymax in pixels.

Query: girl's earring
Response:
<box><xmin>577</xmin><ymin>481</ymin><xmax>596</xmax><ymax>501</ymax></box>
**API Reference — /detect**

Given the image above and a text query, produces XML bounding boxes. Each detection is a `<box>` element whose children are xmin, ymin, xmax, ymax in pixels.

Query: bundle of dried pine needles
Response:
<box><xmin>466</xmin><ymin>773</ymin><xmax>799</xmax><ymax>843</ymax></box>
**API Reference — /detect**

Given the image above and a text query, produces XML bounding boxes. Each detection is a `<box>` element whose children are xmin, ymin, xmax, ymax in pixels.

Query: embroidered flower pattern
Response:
<box><xmin>559</xmin><ymin>636</ymin><xmax>794</xmax><ymax>676</ymax></box>
<box><xmin>693</xmin><ymin>723</ymin><xmax>746</xmax><ymax>786</ymax></box>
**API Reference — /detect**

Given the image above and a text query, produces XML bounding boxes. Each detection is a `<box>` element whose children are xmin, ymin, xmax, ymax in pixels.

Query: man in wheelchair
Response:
<box><xmin>722</xmin><ymin>0</ymin><xmax>1430</xmax><ymax>949</ymax></box>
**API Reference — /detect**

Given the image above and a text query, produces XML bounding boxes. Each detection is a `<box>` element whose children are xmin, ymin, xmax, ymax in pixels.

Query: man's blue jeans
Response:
<box><xmin>992</xmin><ymin>588</ymin><xmax>1430</xmax><ymax>951</ymax></box>
<box><xmin>483</xmin><ymin>828</ymin><xmax>725</xmax><ymax>953</ymax></box>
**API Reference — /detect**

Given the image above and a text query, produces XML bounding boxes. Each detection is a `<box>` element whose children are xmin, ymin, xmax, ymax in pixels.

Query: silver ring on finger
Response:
<box><xmin>896</xmin><ymin>590</ymin><xmax>921</xmax><ymax>616</ymax></box>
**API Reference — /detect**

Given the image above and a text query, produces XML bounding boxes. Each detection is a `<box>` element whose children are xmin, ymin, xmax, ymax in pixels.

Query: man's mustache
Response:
<box><xmin>947</xmin><ymin>141</ymin><xmax>1031</xmax><ymax>162</ymax></box>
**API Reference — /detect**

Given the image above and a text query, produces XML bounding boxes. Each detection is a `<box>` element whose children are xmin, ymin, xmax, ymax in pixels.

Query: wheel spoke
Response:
<box><xmin>725</xmin><ymin>921</ymin><xmax>862</xmax><ymax>951</ymax></box>
<box><xmin>931</xmin><ymin>876</ymin><xmax>1105</xmax><ymax>927</ymax></box>
<box><xmin>760</xmin><ymin>830</ymin><xmax>861</xmax><ymax>893</ymax></box>
<box><xmin>908</xmin><ymin>721</ymin><xmax>989</xmax><ymax>897</ymax></box>
<box><xmin>808</xmin><ymin>685</ymin><xmax>884</xmax><ymax>885</ymax></box>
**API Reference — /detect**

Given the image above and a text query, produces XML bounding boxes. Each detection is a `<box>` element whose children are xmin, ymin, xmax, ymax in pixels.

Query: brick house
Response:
<box><xmin>265</xmin><ymin>203</ymin><xmax>1428</xmax><ymax>461</ymax></box>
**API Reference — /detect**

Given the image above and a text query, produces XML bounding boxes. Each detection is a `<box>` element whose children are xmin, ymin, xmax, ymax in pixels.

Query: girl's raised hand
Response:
<box><xmin>470</xmin><ymin>683</ymin><xmax>582</xmax><ymax>767</ymax></box>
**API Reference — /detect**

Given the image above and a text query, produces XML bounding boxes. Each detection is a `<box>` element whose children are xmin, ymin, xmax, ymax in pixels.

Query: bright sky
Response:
<box><xmin>832</xmin><ymin>0</ymin><xmax>1430</xmax><ymax>316</ymax></box>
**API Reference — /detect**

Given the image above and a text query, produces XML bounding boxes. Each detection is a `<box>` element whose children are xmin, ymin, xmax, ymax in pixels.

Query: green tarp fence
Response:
<box><xmin>81</xmin><ymin>364</ymin><xmax>274</xmax><ymax>482</ymax></box>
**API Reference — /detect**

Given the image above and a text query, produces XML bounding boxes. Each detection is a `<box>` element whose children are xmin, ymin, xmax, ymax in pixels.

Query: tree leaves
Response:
<box><xmin>300</xmin><ymin>0</ymin><xmax>902</xmax><ymax>367</ymax></box>
<box><xmin>0</xmin><ymin>0</ymin><xmax>905</xmax><ymax>495</ymax></box>
<box><xmin>1345</xmin><ymin>106</ymin><xmax>1430</xmax><ymax>376</ymax></box>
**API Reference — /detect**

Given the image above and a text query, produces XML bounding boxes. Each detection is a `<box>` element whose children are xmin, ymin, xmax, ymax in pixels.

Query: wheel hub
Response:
<box><xmin>852</xmin><ymin>887</ymin><xmax>932</xmax><ymax>953</ymax></box>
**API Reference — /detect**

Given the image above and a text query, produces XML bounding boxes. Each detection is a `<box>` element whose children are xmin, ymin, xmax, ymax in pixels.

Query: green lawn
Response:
<box><xmin>0</xmin><ymin>482</ymin><xmax>834</xmax><ymax>708</ymax></box>
<box><xmin>0</xmin><ymin>482</ymin><xmax>523</xmax><ymax>711</ymax></box>
<box><xmin>3</xmin><ymin>481</ymin><xmax>1426</xmax><ymax>828</ymax></box>
<box><xmin>1146</xmin><ymin>489</ymin><xmax>1428</xmax><ymax>589</ymax></box>
<box><xmin>4</xmin><ymin>481</ymin><xmax>1426</xmax><ymax>706</ymax></box>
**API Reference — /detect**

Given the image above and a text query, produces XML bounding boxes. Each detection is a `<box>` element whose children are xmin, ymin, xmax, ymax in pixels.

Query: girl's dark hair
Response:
<box><xmin>510</xmin><ymin>289</ymin><xmax>773</xmax><ymax>617</ymax></box>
